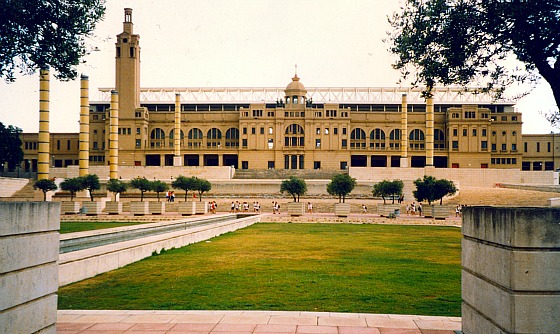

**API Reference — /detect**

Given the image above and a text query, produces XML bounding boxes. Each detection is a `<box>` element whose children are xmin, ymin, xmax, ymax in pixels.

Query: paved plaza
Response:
<box><xmin>57</xmin><ymin>310</ymin><xmax>461</xmax><ymax>333</ymax></box>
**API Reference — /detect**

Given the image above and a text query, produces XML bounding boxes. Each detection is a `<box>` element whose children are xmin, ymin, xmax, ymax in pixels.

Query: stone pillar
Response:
<box><xmin>0</xmin><ymin>202</ymin><xmax>60</xmax><ymax>334</ymax></box>
<box><xmin>173</xmin><ymin>93</ymin><xmax>182</xmax><ymax>166</ymax></box>
<box><xmin>425</xmin><ymin>96</ymin><xmax>434</xmax><ymax>166</ymax></box>
<box><xmin>400</xmin><ymin>93</ymin><xmax>408</xmax><ymax>167</ymax></box>
<box><xmin>79</xmin><ymin>74</ymin><xmax>90</xmax><ymax>177</ymax></box>
<box><xmin>37</xmin><ymin>68</ymin><xmax>50</xmax><ymax>180</ymax></box>
<box><xmin>109</xmin><ymin>90</ymin><xmax>119</xmax><ymax>179</ymax></box>
<box><xmin>462</xmin><ymin>206</ymin><xmax>560</xmax><ymax>334</ymax></box>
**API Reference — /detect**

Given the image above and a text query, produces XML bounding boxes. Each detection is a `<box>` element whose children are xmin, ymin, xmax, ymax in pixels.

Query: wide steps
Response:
<box><xmin>233</xmin><ymin>169</ymin><xmax>347</xmax><ymax>180</ymax></box>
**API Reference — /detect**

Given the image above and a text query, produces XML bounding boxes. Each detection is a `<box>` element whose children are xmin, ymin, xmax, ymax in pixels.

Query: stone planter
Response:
<box><xmin>81</xmin><ymin>201</ymin><xmax>103</xmax><ymax>216</ymax></box>
<box><xmin>194</xmin><ymin>201</ymin><xmax>208</xmax><ymax>215</ymax></box>
<box><xmin>61</xmin><ymin>201</ymin><xmax>80</xmax><ymax>214</ymax></box>
<box><xmin>178</xmin><ymin>201</ymin><xmax>195</xmax><ymax>216</ymax></box>
<box><xmin>105</xmin><ymin>201</ymin><xmax>123</xmax><ymax>215</ymax></box>
<box><xmin>334</xmin><ymin>203</ymin><xmax>351</xmax><ymax>217</ymax></box>
<box><xmin>149</xmin><ymin>201</ymin><xmax>166</xmax><ymax>215</ymax></box>
<box><xmin>432</xmin><ymin>205</ymin><xmax>451</xmax><ymax>220</ymax></box>
<box><xmin>287</xmin><ymin>202</ymin><xmax>305</xmax><ymax>216</ymax></box>
<box><xmin>377</xmin><ymin>204</ymin><xmax>401</xmax><ymax>217</ymax></box>
<box><xmin>130</xmin><ymin>201</ymin><xmax>149</xmax><ymax>216</ymax></box>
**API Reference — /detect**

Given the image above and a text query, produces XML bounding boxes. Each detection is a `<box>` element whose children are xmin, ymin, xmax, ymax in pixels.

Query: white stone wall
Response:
<box><xmin>0</xmin><ymin>177</ymin><xmax>30</xmax><ymax>197</ymax></box>
<box><xmin>0</xmin><ymin>202</ymin><xmax>60</xmax><ymax>334</ymax></box>
<box><xmin>462</xmin><ymin>207</ymin><xmax>560</xmax><ymax>334</ymax></box>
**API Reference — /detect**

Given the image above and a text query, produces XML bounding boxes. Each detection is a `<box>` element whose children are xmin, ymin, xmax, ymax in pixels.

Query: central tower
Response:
<box><xmin>115</xmin><ymin>8</ymin><xmax>141</xmax><ymax>118</ymax></box>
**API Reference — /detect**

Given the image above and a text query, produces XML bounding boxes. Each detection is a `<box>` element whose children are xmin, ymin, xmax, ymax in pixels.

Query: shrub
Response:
<box><xmin>280</xmin><ymin>176</ymin><xmax>307</xmax><ymax>202</ymax></box>
<box><xmin>326</xmin><ymin>173</ymin><xmax>356</xmax><ymax>203</ymax></box>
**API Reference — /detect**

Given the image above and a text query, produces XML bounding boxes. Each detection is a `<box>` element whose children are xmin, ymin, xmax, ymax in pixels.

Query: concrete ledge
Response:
<box><xmin>0</xmin><ymin>263</ymin><xmax>58</xmax><ymax>310</ymax></box>
<box><xmin>59</xmin><ymin>215</ymin><xmax>260</xmax><ymax>286</ymax></box>
<box><xmin>0</xmin><ymin>202</ymin><xmax>60</xmax><ymax>235</ymax></box>
<box><xmin>0</xmin><ymin>294</ymin><xmax>58</xmax><ymax>334</ymax></box>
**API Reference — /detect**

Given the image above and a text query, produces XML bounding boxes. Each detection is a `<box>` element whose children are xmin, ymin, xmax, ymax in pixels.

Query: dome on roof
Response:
<box><xmin>285</xmin><ymin>74</ymin><xmax>306</xmax><ymax>92</ymax></box>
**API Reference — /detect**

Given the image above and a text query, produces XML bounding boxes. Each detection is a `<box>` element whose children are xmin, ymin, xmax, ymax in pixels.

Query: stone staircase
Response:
<box><xmin>2</xmin><ymin>179</ymin><xmax>38</xmax><ymax>201</ymax></box>
<box><xmin>232</xmin><ymin>169</ymin><xmax>347</xmax><ymax>180</ymax></box>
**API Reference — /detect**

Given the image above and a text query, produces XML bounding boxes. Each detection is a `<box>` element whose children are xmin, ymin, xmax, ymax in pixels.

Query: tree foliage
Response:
<box><xmin>33</xmin><ymin>178</ymin><xmax>57</xmax><ymax>201</ymax></box>
<box><xmin>129</xmin><ymin>177</ymin><xmax>152</xmax><ymax>202</ymax></box>
<box><xmin>172</xmin><ymin>175</ymin><xmax>197</xmax><ymax>201</ymax></box>
<box><xmin>0</xmin><ymin>122</ymin><xmax>23</xmax><ymax>171</ymax></box>
<box><xmin>372</xmin><ymin>179</ymin><xmax>404</xmax><ymax>204</ymax></box>
<box><xmin>413</xmin><ymin>175</ymin><xmax>457</xmax><ymax>205</ymax></box>
<box><xmin>106</xmin><ymin>178</ymin><xmax>127</xmax><ymax>201</ymax></box>
<box><xmin>81</xmin><ymin>174</ymin><xmax>100</xmax><ymax>201</ymax></box>
<box><xmin>60</xmin><ymin>177</ymin><xmax>84</xmax><ymax>201</ymax></box>
<box><xmin>151</xmin><ymin>180</ymin><xmax>169</xmax><ymax>202</ymax></box>
<box><xmin>387</xmin><ymin>0</ymin><xmax>560</xmax><ymax>116</ymax></box>
<box><xmin>0</xmin><ymin>0</ymin><xmax>106</xmax><ymax>82</ymax></box>
<box><xmin>326</xmin><ymin>173</ymin><xmax>356</xmax><ymax>203</ymax></box>
<box><xmin>192</xmin><ymin>177</ymin><xmax>211</xmax><ymax>201</ymax></box>
<box><xmin>280</xmin><ymin>176</ymin><xmax>307</xmax><ymax>202</ymax></box>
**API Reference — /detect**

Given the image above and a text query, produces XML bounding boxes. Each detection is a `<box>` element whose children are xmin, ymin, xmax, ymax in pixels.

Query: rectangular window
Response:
<box><xmin>491</xmin><ymin>143</ymin><xmax>497</xmax><ymax>151</ymax></box>
<box><xmin>251</xmin><ymin>127</ymin><xmax>256</xmax><ymax>135</ymax></box>
<box><xmin>512</xmin><ymin>143</ymin><xmax>517</xmax><ymax>151</ymax></box>
<box><xmin>522</xmin><ymin>161</ymin><xmax>530</xmax><ymax>170</ymax></box>
<box><xmin>242</xmin><ymin>139</ymin><xmax>248</xmax><ymax>147</ymax></box>
<box><xmin>93</xmin><ymin>142</ymin><xmax>98</xmax><ymax>149</ymax></box>
<box><xmin>57</xmin><ymin>140</ymin><xmax>60</xmax><ymax>150</ymax></box>
<box><xmin>512</xmin><ymin>116</ymin><xmax>518</xmax><ymax>121</ymax></box>
<box><xmin>537</xmin><ymin>142</ymin><xmax>540</xmax><ymax>152</ymax></box>
<box><xmin>548</xmin><ymin>142</ymin><xmax>551</xmax><ymax>152</ymax></box>
<box><xmin>524</xmin><ymin>142</ymin><xmax>528</xmax><ymax>152</ymax></box>
<box><xmin>314</xmin><ymin>161</ymin><xmax>321</xmax><ymax>169</ymax></box>
<box><xmin>341</xmin><ymin>139</ymin><xmax>347</xmax><ymax>148</ymax></box>
<box><xmin>129</xmin><ymin>47</ymin><xmax>135</xmax><ymax>57</ymax></box>
<box><xmin>243</xmin><ymin>127</ymin><xmax>247</xmax><ymax>135</ymax></box>
<box><xmin>334</xmin><ymin>128</ymin><xmax>338</xmax><ymax>135</ymax></box>
<box><xmin>481</xmin><ymin>141</ymin><xmax>488</xmax><ymax>150</ymax></box>
<box><xmin>482</xmin><ymin>128</ymin><xmax>487</xmax><ymax>137</ymax></box>
<box><xmin>269</xmin><ymin>127</ymin><xmax>273</xmax><ymax>134</ymax></box>
<box><xmin>315</xmin><ymin>139</ymin><xmax>321</xmax><ymax>148</ymax></box>
<box><xmin>501</xmin><ymin>116</ymin><xmax>507</xmax><ymax>121</ymax></box>
<box><xmin>252</xmin><ymin>110</ymin><xmax>263</xmax><ymax>117</ymax></box>
<box><xmin>452</xmin><ymin>128</ymin><xmax>458</xmax><ymax>137</ymax></box>
<box><xmin>325</xmin><ymin>128</ymin><xmax>329</xmax><ymax>135</ymax></box>
<box><xmin>342</xmin><ymin>128</ymin><xmax>347</xmax><ymax>135</ymax></box>
<box><xmin>67</xmin><ymin>140</ymin><xmax>71</xmax><ymax>150</ymax></box>
<box><xmin>135</xmin><ymin>139</ymin><xmax>141</xmax><ymax>147</ymax></box>
<box><xmin>533</xmin><ymin>161</ymin><xmax>542</xmax><ymax>170</ymax></box>
<box><xmin>260</xmin><ymin>127</ymin><xmax>264</xmax><ymax>135</ymax></box>
<box><xmin>116</xmin><ymin>47</ymin><xmax>121</xmax><ymax>57</ymax></box>
<box><xmin>545</xmin><ymin>161</ymin><xmax>554</xmax><ymax>170</ymax></box>
<box><xmin>452</xmin><ymin>141</ymin><xmax>459</xmax><ymax>150</ymax></box>
<box><xmin>463</xmin><ymin>129</ymin><xmax>468</xmax><ymax>136</ymax></box>
<box><xmin>472</xmin><ymin>129</ymin><xmax>477</xmax><ymax>136</ymax></box>
<box><xmin>502</xmin><ymin>144</ymin><xmax>507</xmax><ymax>151</ymax></box>
<box><xmin>136</xmin><ymin>127</ymin><xmax>141</xmax><ymax>134</ymax></box>
<box><xmin>316</xmin><ymin>128</ymin><xmax>321</xmax><ymax>135</ymax></box>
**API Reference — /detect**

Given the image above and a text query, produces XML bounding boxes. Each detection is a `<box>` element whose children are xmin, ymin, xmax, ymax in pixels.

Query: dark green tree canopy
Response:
<box><xmin>60</xmin><ymin>177</ymin><xmax>84</xmax><ymax>201</ymax></box>
<box><xmin>326</xmin><ymin>173</ymin><xmax>356</xmax><ymax>203</ymax></box>
<box><xmin>373</xmin><ymin>179</ymin><xmax>404</xmax><ymax>204</ymax></box>
<box><xmin>106</xmin><ymin>178</ymin><xmax>127</xmax><ymax>201</ymax></box>
<box><xmin>33</xmin><ymin>178</ymin><xmax>57</xmax><ymax>201</ymax></box>
<box><xmin>0</xmin><ymin>0</ymin><xmax>105</xmax><ymax>82</ymax></box>
<box><xmin>0</xmin><ymin>122</ymin><xmax>23</xmax><ymax>171</ymax></box>
<box><xmin>413</xmin><ymin>175</ymin><xmax>457</xmax><ymax>205</ymax></box>
<box><xmin>387</xmin><ymin>0</ymin><xmax>560</xmax><ymax>115</ymax></box>
<box><xmin>172</xmin><ymin>175</ymin><xmax>198</xmax><ymax>201</ymax></box>
<box><xmin>192</xmin><ymin>177</ymin><xmax>211</xmax><ymax>201</ymax></box>
<box><xmin>151</xmin><ymin>180</ymin><xmax>169</xmax><ymax>202</ymax></box>
<box><xmin>129</xmin><ymin>177</ymin><xmax>152</xmax><ymax>202</ymax></box>
<box><xmin>280</xmin><ymin>176</ymin><xmax>307</xmax><ymax>202</ymax></box>
<box><xmin>81</xmin><ymin>174</ymin><xmax>100</xmax><ymax>201</ymax></box>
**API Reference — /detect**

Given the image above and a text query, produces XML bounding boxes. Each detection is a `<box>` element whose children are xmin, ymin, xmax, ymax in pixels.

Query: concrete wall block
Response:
<box><xmin>514</xmin><ymin>294</ymin><xmax>560</xmax><ymax>333</ymax></box>
<box><xmin>462</xmin><ymin>270</ymin><xmax>513</xmax><ymax>332</ymax></box>
<box><xmin>461</xmin><ymin>302</ymin><xmax>505</xmax><ymax>334</ymax></box>
<box><xmin>0</xmin><ymin>233</ymin><xmax>59</xmax><ymax>274</ymax></box>
<box><xmin>0</xmin><ymin>202</ymin><xmax>60</xmax><ymax>236</ymax></box>
<box><xmin>0</xmin><ymin>263</ymin><xmax>58</xmax><ymax>310</ymax></box>
<box><xmin>462</xmin><ymin>238</ymin><xmax>511</xmax><ymax>288</ymax></box>
<box><xmin>463</xmin><ymin>207</ymin><xmax>560</xmax><ymax>248</ymax></box>
<box><xmin>512</xmin><ymin>251</ymin><xmax>560</xmax><ymax>291</ymax></box>
<box><xmin>0</xmin><ymin>294</ymin><xmax>57</xmax><ymax>334</ymax></box>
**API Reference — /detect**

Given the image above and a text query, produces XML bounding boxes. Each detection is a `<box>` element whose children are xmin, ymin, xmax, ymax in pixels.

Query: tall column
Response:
<box><xmin>173</xmin><ymin>93</ymin><xmax>182</xmax><ymax>166</ymax></box>
<box><xmin>37</xmin><ymin>68</ymin><xmax>50</xmax><ymax>180</ymax></box>
<box><xmin>400</xmin><ymin>94</ymin><xmax>409</xmax><ymax>167</ymax></box>
<box><xmin>426</xmin><ymin>96</ymin><xmax>434</xmax><ymax>166</ymax></box>
<box><xmin>109</xmin><ymin>90</ymin><xmax>119</xmax><ymax>179</ymax></box>
<box><xmin>79</xmin><ymin>75</ymin><xmax>90</xmax><ymax>176</ymax></box>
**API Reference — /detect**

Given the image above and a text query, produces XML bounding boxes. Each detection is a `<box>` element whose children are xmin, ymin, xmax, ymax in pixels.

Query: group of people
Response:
<box><xmin>208</xmin><ymin>201</ymin><xmax>218</xmax><ymax>213</ymax></box>
<box><xmin>455</xmin><ymin>205</ymin><xmax>463</xmax><ymax>217</ymax></box>
<box><xmin>272</xmin><ymin>201</ymin><xmax>281</xmax><ymax>214</ymax></box>
<box><xmin>165</xmin><ymin>191</ymin><xmax>175</xmax><ymax>202</ymax></box>
<box><xmin>229</xmin><ymin>201</ymin><xmax>262</xmax><ymax>213</ymax></box>
<box><xmin>405</xmin><ymin>202</ymin><xmax>423</xmax><ymax>216</ymax></box>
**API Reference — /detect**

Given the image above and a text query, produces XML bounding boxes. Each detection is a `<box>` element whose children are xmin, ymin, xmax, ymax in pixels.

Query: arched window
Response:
<box><xmin>409</xmin><ymin>129</ymin><xmax>425</xmax><ymax>150</ymax></box>
<box><xmin>225</xmin><ymin>128</ymin><xmax>239</xmax><ymax>147</ymax></box>
<box><xmin>169</xmin><ymin>129</ymin><xmax>184</xmax><ymax>147</ymax></box>
<box><xmin>150</xmin><ymin>128</ymin><xmax>165</xmax><ymax>148</ymax></box>
<box><xmin>284</xmin><ymin>124</ymin><xmax>304</xmax><ymax>147</ymax></box>
<box><xmin>370</xmin><ymin>129</ymin><xmax>386</xmax><ymax>149</ymax></box>
<box><xmin>434</xmin><ymin>129</ymin><xmax>445</xmax><ymax>149</ymax></box>
<box><xmin>389</xmin><ymin>129</ymin><xmax>401</xmax><ymax>149</ymax></box>
<box><xmin>350</xmin><ymin>128</ymin><xmax>366</xmax><ymax>149</ymax></box>
<box><xmin>187</xmin><ymin>128</ymin><xmax>203</xmax><ymax>148</ymax></box>
<box><xmin>207</xmin><ymin>128</ymin><xmax>222</xmax><ymax>147</ymax></box>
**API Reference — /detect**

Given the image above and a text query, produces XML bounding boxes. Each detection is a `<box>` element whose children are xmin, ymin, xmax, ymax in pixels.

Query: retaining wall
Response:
<box><xmin>462</xmin><ymin>206</ymin><xmax>560</xmax><ymax>334</ymax></box>
<box><xmin>0</xmin><ymin>177</ymin><xmax>30</xmax><ymax>198</ymax></box>
<box><xmin>0</xmin><ymin>202</ymin><xmax>60</xmax><ymax>334</ymax></box>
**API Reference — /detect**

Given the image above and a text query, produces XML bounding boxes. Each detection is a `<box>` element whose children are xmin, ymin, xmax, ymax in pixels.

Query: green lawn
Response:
<box><xmin>58</xmin><ymin>223</ymin><xmax>462</xmax><ymax>316</ymax></box>
<box><xmin>60</xmin><ymin>221</ymin><xmax>149</xmax><ymax>234</ymax></box>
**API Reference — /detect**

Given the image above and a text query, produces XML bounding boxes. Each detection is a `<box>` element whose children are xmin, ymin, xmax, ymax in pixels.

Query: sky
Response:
<box><xmin>0</xmin><ymin>0</ymin><xmax>557</xmax><ymax>134</ymax></box>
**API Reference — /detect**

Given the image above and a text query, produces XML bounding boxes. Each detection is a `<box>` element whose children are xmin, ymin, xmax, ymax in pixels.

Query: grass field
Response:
<box><xmin>60</xmin><ymin>221</ymin><xmax>149</xmax><ymax>234</ymax></box>
<box><xmin>58</xmin><ymin>223</ymin><xmax>462</xmax><ymax>316</ymax></box>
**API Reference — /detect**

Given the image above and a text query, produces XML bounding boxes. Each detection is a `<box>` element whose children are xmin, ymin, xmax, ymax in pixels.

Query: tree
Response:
<box><xmin>33</xmin><ymin>178</ymin><xmax>57</xmax><ymax>201</ymax></box>
<box><xmin>151</xmin><ymin>180</ymin><xmax>169</xmax><ymax>202</ymax></box>
<box><xmin>0</xmin><ymin>122</ymin><xmax>23</xmax><ymax>171</ymax></box>
<box><xmin>373</xmin><ymin>179</ymin><xmax>404</xmax><ymax>204</ymax></box>
<box><xmin>106</xmin><ymin>178</ymin><xmax>127</xmax><ymax>201</ymax></box>
<box><xmin>280</xmin><ymin>176</ymin><xmax>307</xmax><ymax>202</ymax></box>
<box><xmin>326</xmin><ymin>173</ymin><xmax>356</xmax><ymax>203</ymax></box>
<box><xmin>387</xmin><ymin>0</ymin><xmax>560</xmax><ymax>120</ymax></box>
<box><xmin>81</xmin><ymin>174</ymin><xmax>100</xmax><ymax>201</ymax></box>
<box><xmin>413</xmin><ymin>175</ymin><xmax>457</xmax><ymax>205</ymax></box>
<box><xmin>129</xmin><ymin>177</ymin><xmax>152</xmax><ymax>202</ymax></box>
<box><xmin>0</xmin><ymin>0</ymin><xmax>106</xmax><ymax>82</ymax></box>
<box><xmin>59</xmin><ymin>177</ymin><xmax>84</xmax><ymax>201</ymax></box>
<box><xmin>192</xmin><ymin>177</ymin><xmax>211</xmax><ymax>201</ymax></box>
<box><xmin>172</xmin><ymin>175</ymin><xmax>198</xmax><ymax>201</ymax></box>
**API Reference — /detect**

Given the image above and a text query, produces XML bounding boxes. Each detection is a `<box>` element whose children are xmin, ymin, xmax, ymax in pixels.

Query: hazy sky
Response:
<box><xmin>0</xmin><ymin>0</ymin><xmax>557</xmax><ymax>133</ymax></box>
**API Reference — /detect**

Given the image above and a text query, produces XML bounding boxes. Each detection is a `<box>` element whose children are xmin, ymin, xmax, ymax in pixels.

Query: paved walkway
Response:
<box><xmin>57</xmin><ymin>310</ymin><xmax>461</xmax><ymax>333</ymax></box>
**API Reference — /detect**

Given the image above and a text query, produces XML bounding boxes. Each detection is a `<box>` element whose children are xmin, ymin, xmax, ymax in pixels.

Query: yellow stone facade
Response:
<box><xmin>17</xmin><ymin>8</ymin><xmax>560</xmax><ymax>174</ymax></box>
